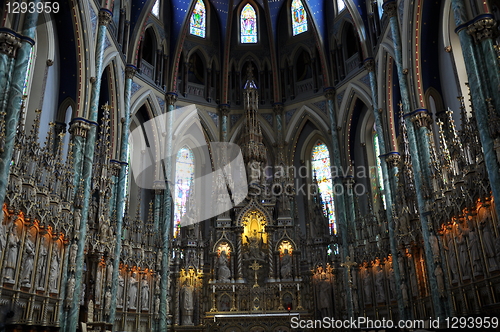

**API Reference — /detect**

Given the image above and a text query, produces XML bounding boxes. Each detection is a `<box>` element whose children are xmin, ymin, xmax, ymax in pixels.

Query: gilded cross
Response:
<box><xmin>249</xmin><ymin>260</ymin><xmax>262</xmax><ymax>288</ymax></box>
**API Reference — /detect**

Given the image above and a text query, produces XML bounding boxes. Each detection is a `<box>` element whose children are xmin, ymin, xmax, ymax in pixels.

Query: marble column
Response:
<box><xmin>451</xmin><ymin>0</ymin><xmax>500</xmax><ymax>220</ymax></box>
<box><xmin>0</xmin><ymin>29</ymin><xmax>21</xmax><ymax>121</ymax></box>
<box><xmin>383</xmin><ymin>0</ymin><xmax>449</xmax><ymax>319</ymax></box>
<box><xmin>109</xmin><ymin>64</ymin><xmax>136</xmax><ymax>325</ymax></box>
<box><xmin>364</xmin><ymin>57</ymin><xmax>407</xmax><ymax>319</ymax></box>
<box><xmin>219</xmin><ymin>104</ymin><xmax>230</xmax><ymax>142</ymax></box>
<box><xmin>159</xmin><ymin>92</ymin><xmax>177</xmax><ymax>332</ymax></box>
<box><xmin>66</xmin><ymin>9</ymin><xmax>113</xmax><ymax>332</ymax></box>
<box><xmin>0</xmin><ymin>3</ymin><xmax>41</xmax><ymax>207</ymax></box>
<box><xmin>324</xmin><ymin>87</ymin><xmax>353</xmax><ymax>317</ymax></box>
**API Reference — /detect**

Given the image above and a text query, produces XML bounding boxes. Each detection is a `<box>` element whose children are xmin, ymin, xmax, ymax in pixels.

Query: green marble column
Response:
<box><xmin>159</xmin><ymin>92</ymin><xmax>177</xmax><ymax>332</ymax></box>
<box><xmin>0</xmin><ymin>3</ymin><xmax>41</xmax><ymax>206</ymax></box>
<box><xmin>364</xmin><ymin>58</ymin><xmax>407</xmax><ymax>319</ymax></box>
<box><xmin>383</xmin><ymin>0</ymin><xmax>449</xmax><ymax>319</ymax></box>
<box><xmin>109</xmin><ymin>64</ymin><xmax>136</xmax><ymax>325</ymax></box>
<box><xmin>66</xmin><ymin>9</ymin><xmax>113</xmax><ymax>332</ymax></box>
<box><xmin>451</xmin><ymin>1</ymin><xmax>500</xmax><ymax>220</ymax></box>
<box><xmin>0</xmin><ymin>29</ymin><xmax>20</xmax><ymax>122</ymax></box>
<box><xmin>324</xmin><ymin>87</ymin><xmax>353</xmax><ymax>317</ymax></box>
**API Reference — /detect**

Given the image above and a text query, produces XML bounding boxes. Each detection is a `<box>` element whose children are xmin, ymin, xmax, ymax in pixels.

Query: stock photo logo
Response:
<box><xmin>129</xmin><ymin>105</ymin><xmax>248</xmax><ymax>226</ymax></box>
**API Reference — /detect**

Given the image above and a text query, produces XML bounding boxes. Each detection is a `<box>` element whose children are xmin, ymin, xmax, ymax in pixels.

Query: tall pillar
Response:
<box><xmin>324</xmin><ymin>87</ymin><xmax>353</xmax><ymax>317</ymax></box>
<box><xmin>0</xmin><ymin>2</ymin><xmax>41</xmax><ymax>206</ymax></box>
<box><xmin>109</xmin><ymin>64</ymin><xmax>136</xmax><ymax>325</ymax></box>
<box><xmin>219</xmin><ymin>104</ymin><xmax>230</xmax><ymax>142</ymax></box>
<box><xmin>158</xmin><ymin>92</ymin><xmax>177</xmax><ymax>332</ymax></box>
<box><xmin>363</xmin><ymin>57</ymin><xmax>407</xmax><ymax>319</ymax></box>
<box><xmin>0</xmin><ymin>29</ymin><xmax>21</xmax><ymax>120</ymax></box>
<box><xmin>383</xmin><ymin>0</ymin><xmax>449</xmax><ymax>319</ymax></box>
<box><xmin>451</xmin><ymin>0</ymin><xmax>500</xmax><ymax>220</ymax></box>
<box><xmin>65</xmin><ymin>9</ymin><xmax>113</xmax><ymax>332</ymax></box>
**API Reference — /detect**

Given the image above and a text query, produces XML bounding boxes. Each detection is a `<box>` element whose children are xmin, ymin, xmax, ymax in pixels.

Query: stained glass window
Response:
<box><xmin>291</xmin><ymin>0</ymin><xmax>307</xmax><ymax>36</ymax></box>
<box><xmin>152</xmin><ymin>0</ymin><xmax>160</xmax><ymax>17</ymax></box>
<box><xmin>190</xmin><ymin>0</ymin><xmax>206</xmax><ymax>38</ymax></box>
<box><xmin>373</xmin><ymin>133</ymin><xmax>386</xmax><ymax>209</ymax></box>
<box><xmin>311</xmin><ymin>141</ymin><xmax>336</xmax><ymax>234</ymax></box>
<box><xmin>241</xmin><ymin>4</ymin><xmax>257</xmax><ymax>43</ymax></box>
<box><xmin>337</xmin><ymin>0</ymin><xmax>345</xmax><ymax>12</ymax></box>
<box><xmin>174</xmin><ymin>147</ymin><xmax>194</xmax><ymax>238</ymax></box>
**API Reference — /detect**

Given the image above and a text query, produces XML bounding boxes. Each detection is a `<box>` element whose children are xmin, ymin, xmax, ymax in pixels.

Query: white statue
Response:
<box><xmin>49</xmin><ymin>249</ymin><xmax>60</xmax><ymax>292</ymax></box>
<box><xmin>117</xmin><ymin>274</ymin><xmax>125</xmax><ymax>306</ymax></box>
<box><xmin>95</xmin><ymin>266</ymin><xmax>103</xmax><ymax>303</ymax></box>
<box><xmin>4</xmin><ymin>223</ymin><xmax>19</xmax><ymax>280</ymax></box>
<box><xmin>154</xmin><ymin>297</ymin><xmax>160</xmax><ymax>318</ymax></box>
<box><xmin>36</xmin><ymin>236</ymin><xmax>48</xmax><ymax>288</ymax></box>
<box><xmin>362</xmin><ymin>266</ymin><xmax>372</xmax><ymax>304</ymax></box>
<box><xmin>21</xmin><ymin>232</ymin><xmax>35</xmax><ymax>286</ymax></box>
<box><xmin>443</xmin><ymin>224</ymin><xmax>458</xmax><ymax>283</ymax></box>
<box><xmin>69</xmin><ymin>242</ymin><xmax>78</xmax><ymax>270</ymax></box>
<box><xmin>141</xmin><ymin>277</ymin><xmax>150</xmax><ymax>310</ymax></box>
<box><xmin>217</xmin><ymin>251</ymin><xmax>231</xmax><ymax>283</ymax></box>
<box><xmin>74</xmin><ymin>209</ymin><xmax>81</xmax><ymax>231</ymax></box>
<box><xmin>429</xmin><ymin>233</ymin><xmax>440</xmax><ymax>262</ymax></box>
<box><xmin>87</xmin><ymin>299</ymin><xmax>94</xmax><ymax>323</ymax></box>
<box><xmin>373</xmin><ymin>260</ymin><xmax>385</xmax><ymax>303</ymax></box>
<box><xmin>104</xmin><ymin>290</ymin><xmax>112</xmax><ymax>315</ymax></box>
<box><xmin>128</xmin><ymin>272</ymin><xmax>138</xmax><ymax>309</ymax></box>
<box><xmin>67</xmin><ymin>276</ymin><xmax>76</xmax><ymax>301</ymax></box>
<box><xmin>280</xmin><ymin>249</ymin><xmax>293</xmax><ymax>279</ymax></box>
<box><xmin>106</xmin><ymin>261</ymin><xmax>113</xmax><ymax>286</ymax></box>
<box><xmin>181</xmin><ymin>280</ymin><xmax>194</xmax><ymax>325</ymax></box>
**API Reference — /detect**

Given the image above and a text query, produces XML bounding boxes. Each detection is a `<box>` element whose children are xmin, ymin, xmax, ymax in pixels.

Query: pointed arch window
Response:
<box><xmin>337</xmin><ymin>0</ymin><xmax>345</xmax><ymax>12</ymax></box>
<box><xmin>152</xmin><ymin>0</ymin><xmax>160</xmax><ymax>17</ymax></box>
<box><xmin>372</xmin><ymin>132</ymin><xmax>386</xmax><ymax>209</ymax></box>
<box><xmin>23</xmin><ymin>47</ymin><xmax>35</xmax><ymax>96</ymax></box>
<box><xmin>174</xmin><ymin>146</ymin><xmax>195</xmax><ymax>238</ymax></box>
<box><xmin>190</xmin><ymin>0</ymin><xmax>206</xmax><ymax>38</ymax></box>
<box><xmin>241</xmin><ymin>4</ymin><xmax>257</xmax><ymax>43</ymax></box>
<box><xmin>311</xmin><ymin>141</ymin><xmax>336</xmax><ymax>234</ymax></box>
<box><xmin>291</xmin><ymin>0</ymin><xmax>307</xmax><ymax>36</ymax></box>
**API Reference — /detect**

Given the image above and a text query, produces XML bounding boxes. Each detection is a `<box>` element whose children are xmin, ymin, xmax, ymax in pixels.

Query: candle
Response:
<box><xmin>213</xmin><ymin>285</ymin><xmax>215</xmax><ymax>293</ymax></box>
<box><xmin>297</xmin><ymin>283</ymin><xmax>300</xmax><ymax>291</ymax></box>
<box><xmin>279</xmin><ymin>284</ymin><xmax>282</xmax><ymax>291</ymax></box>
<box><xmin>232</xmin><ymin>285</ymin><xmax>235</xmax><ymax>292</ymax></box>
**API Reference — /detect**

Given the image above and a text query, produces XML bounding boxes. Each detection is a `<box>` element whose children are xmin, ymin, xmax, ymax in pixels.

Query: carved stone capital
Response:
<box><xmin>70</xmin><ymin>120</ymin><xmax>91</xmax><ymax>138</ymax></box>
<box><xmin>385</xmin><ymin>153</ymin><xmax>401</xmax><ymax>168</ymax></box>
<box><xmin>0</xmin><ymin>30</ymin><xmax>22</xmax><ymax>58</ymax></box>
<box><xmin>383</xmin><ymin>1</ymin><xmax>397</xmax><ymax>18</ymax></box>
<box><xmin>98</xmin><ymin>9</ymin><xmax>113</xmax><ymax>26</ymax></box>
<box><xmin>324</xmin><ymin>87</ymin><xmax>335</xmax><ymax>101</ymax></box>
<box><xmin>165</xmin><ymin>92</ymin><xmax>178</xmax><ymax>106</ymax></box>
<box><xmin>219</xmin><ymin>104</ymin><xmax>230</xmax><ymax>117</ymax></box>
<box><xmin>272</xmin><ymin>103</ymin><xmax>284</xmax><ymax>115</ymax></box>
<box><xmin>125</xmin><ymin>65</ymin><xmax>137</xmax><ymax>79</ymax></box>
<box><xmin>410</xmin><ymin>110</ymin><xmax>432</xmax><ymax>129</ymax></box>
<box><xmin>364</xmin><ymin>58</ymin><xmax>375</xmax><ymax>72</ymax></box>
<box><xmin>467</xmin><ymin>17</ymin><xmax>497</xmax><ymax>43</ymax></box>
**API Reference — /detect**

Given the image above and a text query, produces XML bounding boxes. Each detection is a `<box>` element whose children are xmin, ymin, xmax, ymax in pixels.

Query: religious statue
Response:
<box><xmin>373</xmin><ymin>259</ymin><xmax>385</xmax><ymax>303</ymax></box>
<box><xmin>181</xmin><ymin>279</ymin><xmax>194</xmax><ymax>325</ymax></box>
<box><xmin>318</xmin><ymin>273</ymin><xmax>332</xmax><ymax>317</ymax></box>
<box><xmin>36</xmin><ymin>236</ymin><xmax>48</xmax><ymax>289</ymax></box>
<box><xmin>154</xmin><ymin>297</ymin><xmax>160</xmax><ymax>318</ymax></box>
<box><xmin>74</xmin><ymin>209</ymin><xmax>81</xmax><ymax>231</ymax></box>
<box><xmin>361</xmin><ymin>265</ymin><xmax>372</xmax><ymax>304</ymax></box>
<box><xmin>435</xmin><ymin>264</ymin><xmax>445</xmax><ymax>297</ymax></box>
<box><xmin>106</xmin><ymin>260</ymin><xmax>113</xmax><ymax>287</ymax></box>
<box><xmin>4</xmin><ymin>223</ymin><xmax>19</xmax><ymax>281</ymax></box>
<box><xmin>95</xmin><ymin>266</ymin><xmax>103</xmax><ymax>303</ymax></box>
<box><xmin>400</xmin><ymin>281</ymin><xmax>409</xmax><ymax>307</ymax></box>
<box><xmin>479</xmin><ymin>215</ymin><xmax>499</xmax><ymax>271</ymax></box>
<box><xmin>217</xmin><ymin>251</ymin><xmax>231</xmax><ymax>283</ymax></box>
<box><xmin>443</xmin><ymin>224</ymin><xmax>458</xmax><ymax>283</ymax></box>
<box><xmin>245</xmin><ymin>229</ymin><xmax>264</xmax><ymax>259</ymax></box>
<box><xmin>49</xmin><ymin>249</ymin><xmax>60</xmax><ymax>292</ymax></box>
<box><xmin>141</xmin><ymin>277</ymin><xmax>150</xmax><ymax>310</ymax></box>
<box><xmin>87</xmin><ymin>299</ymin><xmax>94</xmax><ymax>323</ymax></box>
<box><xmin>67</xmin><ymin>276</ymin><xmax>76</xmax><ymax>302</ymax></box>
<box><xmin>466</xmin><ymin>224</ymin><xmax>483</xmax><ymax>276</ymax></box>
<box><xmin>456</xmin><ymin>224</ymin><xmax>470</xmax><ymax>280</ymax></box>
<box><xmin>386</xmin><ymin>256</ymin><xmax>396</xmax><ymax>299</ymax></box>
<box><xmin>69</xmin><ymin>242</ymin><xmax>77</xmax><ymax>270</ymax></box>
<box><xmin>21</xmin><ymin>232</ymin><xmax>35</xmax><ymax>286</ymax></box>
<box><xmin>105</xmin><ymin>290</ymin><xmax>112</xmax><ymax>315</ymax></box>
<box><xmin>429</xmin><ymin>233</ymin><xmax>440</xmax><ymax>262</ymax></box>
<box><xmin>280</xmin><ymin>249</ymin><xmax>293</xmax><ymax>280</ymax></box>
<box><xmin>117</xmin><ymin>274</ymin><xmax>125</xmax><ymax>306</ymax></box>
<box><xmin>128</xmin><ymin>272</ymin><xmax>139</xmax><ymax>309</ymax></box>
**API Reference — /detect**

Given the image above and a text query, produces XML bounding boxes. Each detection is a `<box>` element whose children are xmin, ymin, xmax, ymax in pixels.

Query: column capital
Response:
<box><xmin>125</xmin><ymin>65</ymin><xmax>137</xmax><ymax>79</ymax></box>
<box><xmin>165</xmin><ymin>92</ymin><xmax>178</xmax><ymax>106</ymax></box>
<box><xmin>363</xmin><ymin>58</ymin><xmax>375</xmax><ymax>72</ymax></box>
<box><xmin>409</xmin><ymin>109</ymin><xmax>432</xmax><ymax>129</ymax></box>
<box><xmin>0</xmin><ymin>29</ymin><xmax>22</xmax><ymax>58</ymax></box>
<box><xmin>383</xmin><ymin>0</ymin><xmax>397</xmax><ymax>18</ymax></box>
<box><xmin>69</xmin><ymin>119</ymin><xmax>92</xmax><ymax>138</ymax></box>
<box><xmin>384</xmin><ymin>152</ymin><xmax>401</xmax><ymax>168</ymax></box>
<box><xmin>324</xmin><ymin>87</ymin><xmax>335</xmax><ymax>100</ymax></box>
<box><xmin>219</xmin><ymin>104</ymin><xmax>230</xmax><ymax>116</ymax></box>
<box><xmin>467</xmin><ymin>16</ymin><xmax>497</xmax><ymax>43</ymax></box>
<box><xmin>272</xmin><ymin>102</ymin><xmax>284</xmax><ymax>115</ymax></box>
<box><xmin>98</xmin><ymin>9</ymin><xmax>113</xmax><ymax>26</ymax></box>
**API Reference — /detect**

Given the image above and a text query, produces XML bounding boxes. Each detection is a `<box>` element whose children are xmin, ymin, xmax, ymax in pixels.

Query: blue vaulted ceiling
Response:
<box><xmin>128</xmin><ymin>0</ymin><xmax>369</xmax><ymax>53</ymax></box>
